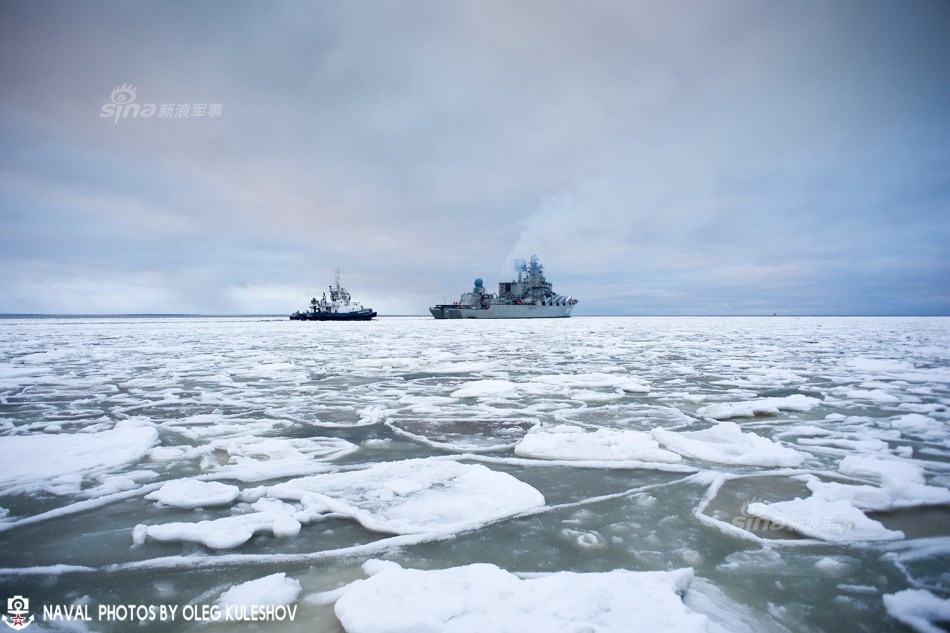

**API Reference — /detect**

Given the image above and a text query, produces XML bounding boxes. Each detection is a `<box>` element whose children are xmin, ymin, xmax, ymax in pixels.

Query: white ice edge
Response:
<box><xmin>1</xmin><ymin>532</ymin><xmax>441</xmax><ymax>576</ymax></box>
<box><xmin>383</xmin><ymin>419</ymin><xmax>531</xmax><ymax>454</ymax></box>
<box><xmin>0</xmin><ymin>482</ymin><xmax>164</xmax><ymax>533</ymax></box>
<box><xmin>536</xmin><ymin>474</ymin><xmax>699</xmax><ymax>515</ymax></box>
<box><xmin>464</xmin><ymin>453</ymin><xmax>699</xmax><ymax>473</ymax></box>
<box><xmin>0</xmin><ymin>564</ymin><xmax>97</xmax><ymax>576</ymax></box>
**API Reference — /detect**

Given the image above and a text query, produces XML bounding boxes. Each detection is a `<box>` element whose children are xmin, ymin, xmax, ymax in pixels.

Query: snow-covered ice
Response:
<box><xmin>697</xmin><ymin>394</ymin><xmax>821</xmax><ymax>420</ymax></box>
<box><xmin>1</xmin><ymin>315</ymin><xmax>948</xmax><ymax>633</ymax></box>
<box><xmin>208</xmin><ymin>436</ymin><xmax>358</xmax><ymax>481</ymax></box>
<box><xmin>653</xmin><ymin>422</ymin><xmax>807</xmax><ymax>467</ymax></box>
<box><xmin>883</xmin><ymin>588</ymin><xmax>950</xmax><ymax>633</ymax></box>
<box><xmin>514</xmin><ymin>424</ymin><xmax>682</xmax><ymax>463</ymax></box>
<box><xmin>218</xmin><ymin>572</ymin><xmax>301</xmax><ymax>608</ymax></box>
<box><xmin>144</xmin><ymin>478</ymin><xmax>240</xmax><ymax>508</ymax></box>
<box><xmin>134</xmin><ymin>498</ymin><xmax>305</xmax><ymax>548</ymax></box>
<box><xmin>0</xmin><ymin>419</ymin><xmax>158</xmax><ymax>495</ymax></box>
<box><xmin>332</xmin><ymin>559</ymin><xmax>707</xmax><ymax>633</ymax></box>
<box><xmin>838</xmin><ymin>455</ymin><xmax>950</xmax><ymax>507</ymax></box>
<box><xmin>450</xmin><ymin>379</ymin><xmax>518</xmax><ymax>399</ymax></box>
<box><xmin>745</xmin><ymin>497</ymin><xmax>904</xmax><ymax>542</ymax></box>
<box><xmin>268</xmin><ymin>457</ymin><xmax>545</xmax><ymax>534</ymax></box>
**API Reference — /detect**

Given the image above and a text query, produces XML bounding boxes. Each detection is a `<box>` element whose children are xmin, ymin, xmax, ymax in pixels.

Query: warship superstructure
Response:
<box><xmin>290</xmin><ymin>270</ymin><xmax>377</xmax><ymax>321</ymax></box>
<box><xmin>430</xmin><ymin>256</ymin><xmax>577</xmax><ymax>319</ymax></box>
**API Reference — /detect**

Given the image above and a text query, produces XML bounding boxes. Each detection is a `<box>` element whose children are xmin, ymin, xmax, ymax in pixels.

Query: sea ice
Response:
<box><xmin>450</xmin><ymin>379</ymin><xmax>518</xmax><ymax>399</ymax></box>
<box><xmin>530</xmin><ymin>372</ymin><xmax>650</xmax><ymax>394</ymax></box>
<box><xmin>746</xmin><ymin>498</ymin><xmax>903</xmax><ymax>542</ymax></box>
<box><xmin>386</xmin><ymin>418</ymin><xmax>537</xmax><ymax>453</ymax></box>
<box><xmin>845</xmin><ymin>358</ymin><xmax>915</xmax><ymax>373</ymax></box>
<box><xmin>333</xmin><ymin>560</ymin><xmax>707</xmax><ymax>633</ymax></box>
<box><xmin>0</xmin><ymin>419</ymin><xmax>158</xmax><ymax>495</ymax></box>
<box><xmin>217</xmin><ymin>572</ymin><xmax>301</xmax><ymax>607</ymax></box>
<box><xmin>890</xmin><ymin>413</ymin><xmax>947</xmax><ymax>441</ymax></box>
<box><xmin>570</xmin><ymin>389</ymin><xmax>624</xmax><ymax>402</ymax></box>
<box><xmin>144</xmin><ymin>479</ymin><xmax>240</xmax><ymax>509</ymax></box>
<box><xmin>697</xmin><ymin>395</ymin><xmax>821</xmax><ymax>420</ymax></box>
<box><xmin>208</xmin><ymin>436</ymin><xmax>358</xmax><ymax>482</ymax></box>
<box><xmin>159</xmin><ymin>413</ymin><xmax>284</xmax><ymax>440</ymax></box>
<box><xmin>844</xmin><ymin>388</ymin><xmax>901</xmax><ymax>404</ymax></box>
<box><xmin>268</xmin><ymin>457</ymin><xmax>545</xmax><ymax>534</ymax></box>
<box><xmin>134</xmin><ymin>498</ymin><xmax>305</xmax><ymax>549</ymax></box>
<box><xmin>838</xmin><ymin>455</ymin><xmax>950</xmax><ymax>507</ymax></box>
<box><xmin>883</xmin><ymin>589</ymin><xmax>950</xmax><ymax>633</ymax></box>
<box><xmin>653</xmin><ymin>422</ymin><xmax>806</xmax><ymax>467</ymax></box>
<box><xmin>803</xmin><ymin>479</ymin><xmax>895</xmax><ymax>512</ymax></box>
<box><xmin>514</xmin><ymin>425</ymin><xmax>682</xmax><ymax>463</ymax></box>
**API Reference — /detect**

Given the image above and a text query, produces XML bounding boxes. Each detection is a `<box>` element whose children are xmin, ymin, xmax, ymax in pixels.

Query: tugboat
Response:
<box><xmin>430</xmin><ymin>255</ymin><xmax>578</xmax><ymax>319</ymax></box>
<box><xmin>290</xmin><ymin>270</ymin><xmax>377</xmax><ymax>321</ymax></box>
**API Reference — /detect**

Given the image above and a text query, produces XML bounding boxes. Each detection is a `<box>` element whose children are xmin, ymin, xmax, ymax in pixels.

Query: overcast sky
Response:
<box><xmin>2</xmin><ymin>1</ymin><xmax>948</xmax><ymax>315</ymax></box>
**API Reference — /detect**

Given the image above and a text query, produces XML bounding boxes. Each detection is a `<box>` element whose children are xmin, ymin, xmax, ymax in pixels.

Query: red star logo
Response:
<box><xmin>10</xmin><ymin>614</ymin><xmax>24</xmax><ymax>626</ymax></box>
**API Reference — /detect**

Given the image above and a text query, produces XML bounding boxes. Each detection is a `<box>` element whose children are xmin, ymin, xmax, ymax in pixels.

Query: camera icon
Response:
<box><xmin>7</xmin><ymin>596</ymin><xmax>28</xmax><ymax>614</ymax></box>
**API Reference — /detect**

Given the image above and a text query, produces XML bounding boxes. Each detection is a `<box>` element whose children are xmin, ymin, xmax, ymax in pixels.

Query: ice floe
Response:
<box><xmin>386</xmin><ymin>417</ymin><xmax>538</xmax><ymax>452</ymax></box>
<box><xmin>159</xmin><ymin>413</ymin><xmax>287</xmax><ymax>440</ymax></box>
<box><xmin>745</xmin><ymin>497</ymin><xmax>903</xmax><ymax>542</ymax></box>
<box><xmin>804</xmin><ymin>474</ymin><xmax>950</xmax><ymax>511</ymax></box>
<box><xmin>653</xmin><ymin>422</ymin><xmax>807</xmax><ymax>467</ymax></box>
<box><xmin>208</xmin><ymin>436</ymin><xmax>359</xmax><ymax>481</ymax></box>
<box><xmin>268</xmin><ymin>457</ymin><xmax>545</xmax><ymax>534</ymax></box>
<box><xmin>332</xmin><ymin>559</ymin><xmax>707</xmax><ymax>633</ymax></box>
<box><xmin>530</xmin><ymin>371</ymin><xmax>651</xmax><ymax>394</ymax></box>
<box><xmin>838</xmin><ymin>455</ymin><xmax>950</xmax><ymax>507</ymax></box>
<box><xmin>883</xmin><ymin>589</ymin><xmax>950</xmax><ymax>633</ymax></box>
<box><xmin>450</xmin><ymin>379</ymin><xmax>518</xmax><ymax>399</ymax></box>
<box><xmin>697</xmin><ymin>394</ymin><xmax>821</xmax><ymax>420</ymax></box>
<box><xmin>217</xmin><ymin>572</ymin><xmax>301</xmax><ymax>607</ymax></box>
<box><xmin>843</xmin><ymin>388</ymin><xmax>901</xmax><ymax>404</ymax></box>
<box><xmin>0</xmin><ymin>419</ymin><xmax>158</xmax><ymax>495</ymax></box>
<box><xmin>890</xmin><ymin>413</ymin><xmax>948</xmax><ymax>441</ymax></box>
<box><xmin>144</xmin><ymin>478</ymin><xmax>240</xmax><ymax>509</ymax></box>
<box><xmin>134</xmin><ymin>498</ymin><xmax>307</xmax><ymax>549</ymax></box>
<box><xmin>514</xmin><ymin>425</ymin><xmax>682</xmax><ymax>463</ymax></box>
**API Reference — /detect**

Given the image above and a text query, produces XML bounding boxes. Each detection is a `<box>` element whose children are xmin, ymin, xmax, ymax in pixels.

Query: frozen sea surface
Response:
<box><xmin>1</xmin><ymin>316</ymin><xmax>949</xmax><ymax>632</ymax></box>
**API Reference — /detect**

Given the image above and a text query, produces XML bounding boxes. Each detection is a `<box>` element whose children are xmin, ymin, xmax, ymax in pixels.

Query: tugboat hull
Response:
<box><xmin>290</xmin><ymin>310</ymin><xmax>377</xmax><ymax>321</ymax></box>
<box><xmin>290</xmin><ymin>270</ymin><xmax>377</xmax><ymax>321</ymax></box>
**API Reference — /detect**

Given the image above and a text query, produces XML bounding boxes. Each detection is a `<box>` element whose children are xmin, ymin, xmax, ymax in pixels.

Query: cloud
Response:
<box><xmin>1</xmin><ymin>0</ymin><xmax>948</xmax><ymax>314</ymax></box>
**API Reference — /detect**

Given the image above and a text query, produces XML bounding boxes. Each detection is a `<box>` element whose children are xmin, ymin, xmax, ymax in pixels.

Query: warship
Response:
<box><xmin>290</xmin><ymin>270</ymin><xmax>377</xmax><ymax>321</ymax></box>
<box><xmin>430</xmin><ymin>255</ymin><xmax>578</xmax><ymax>319</ymax></box>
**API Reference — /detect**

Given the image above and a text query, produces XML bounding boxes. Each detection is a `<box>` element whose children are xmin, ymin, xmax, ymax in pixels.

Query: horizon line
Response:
<box><xmin>1</xmin><ymin>313</ymin><xmax>947</xmax><ymax>319</ymax></box>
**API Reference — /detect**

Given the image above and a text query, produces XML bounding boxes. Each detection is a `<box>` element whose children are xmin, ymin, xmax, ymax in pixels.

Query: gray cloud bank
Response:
<box><xmin>1</xmin><ymin>0</ymin><xmax>948</xmax><ymax>315</ymax></box>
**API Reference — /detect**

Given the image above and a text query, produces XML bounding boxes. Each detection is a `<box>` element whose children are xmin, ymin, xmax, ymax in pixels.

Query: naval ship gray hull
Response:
<box><xmin>430</xmin><ymin>256</ymin><xmax>577</xmax><ymax>320</ymax></box>
<box><xmin>430</xmin><ymin>303</ymin><xmax>574</xmax><ymax>319</ymax></box>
